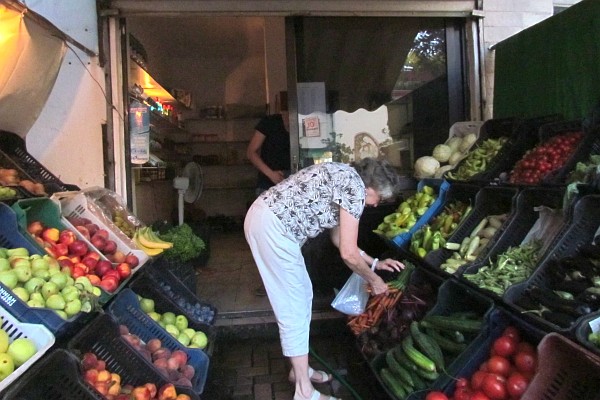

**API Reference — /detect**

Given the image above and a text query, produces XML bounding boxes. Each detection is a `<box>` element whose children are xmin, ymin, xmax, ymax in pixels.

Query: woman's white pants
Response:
<box><xmin>244</xmin><ymin>198</ymin><xmax>313</xmax><ymax>357</ymax></box>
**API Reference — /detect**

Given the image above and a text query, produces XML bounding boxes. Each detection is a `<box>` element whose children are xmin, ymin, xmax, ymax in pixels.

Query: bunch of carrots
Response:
<box><xmin>347</xmin><ymin>262</ymin><xmax>415</xmax><ymax>336</ymax></box>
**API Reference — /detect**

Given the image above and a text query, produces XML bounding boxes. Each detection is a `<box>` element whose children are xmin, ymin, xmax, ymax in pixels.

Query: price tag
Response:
<box><xmin>589</xmin><ymin>316</ymin><xmax>600</xmax><ymax>333</ymax></box>
<box><xmin>304</xmin><ymin>116</ymin><xmax>321</xmax><ymax>137</ymax></box>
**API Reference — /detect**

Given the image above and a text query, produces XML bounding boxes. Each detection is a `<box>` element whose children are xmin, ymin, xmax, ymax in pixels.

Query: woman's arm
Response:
<box><xmin>246</xmin><ymin>130</ymin><xmax>285</xmax><ymax>185</ymax></box>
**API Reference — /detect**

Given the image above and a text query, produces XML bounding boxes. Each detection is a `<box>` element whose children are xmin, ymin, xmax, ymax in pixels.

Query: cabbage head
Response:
<box><xmin>414</xmin><ymin>156</ymin><xmax>440</xmax><ymax>179</ymax></box>
<box><xmin>432</xmin><ymin>144</ymin><xmax>452</xmax><ymax>163</ymax></box>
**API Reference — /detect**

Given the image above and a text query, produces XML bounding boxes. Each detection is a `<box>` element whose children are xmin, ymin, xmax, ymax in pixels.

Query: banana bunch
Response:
<box><xmin>133</xmin><ymin>227</ymin><xmax>173</xmax><ymax>256</ymax></box>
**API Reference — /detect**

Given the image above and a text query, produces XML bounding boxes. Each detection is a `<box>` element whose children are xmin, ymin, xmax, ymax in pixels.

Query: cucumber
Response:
<box><xmin>410</xmin><ymin>321</ymin><xmax>445</xmax><ymax>371</ymax></box>
<box><xmin>380</xmin><ymin>367</ymin><xmax>408</xmax><ymax>399</ymax></box>
<box><xmin>393</xmin><ymin>346</ymin><xmax>419</xmax><ymax>372</ymax></box>
<box><xmin>422</xmin><ymin>315</ymin><xmax>483</xmax><ymax>332</ymax></box>
<box><xmin>407</xmin><ymin>368</ymin><xmax>427</xmax><ymax>390</ymax></box>
<box><xmin>414</xmin><ymin>366</ymin><xmax>440</xmax><ymax>381</ymax></box>
<box><xmin>386</xmin><ymin>350</ymin><xmax>414</xmax><ymax>388</ymax></box>
<box><xmin>425</xmin><ymin>327</ymin><xmax>468</xmax><ymax>354</ymax></box>
<box><xmin>401</xmin><ymin>335</ymin><xmax>437</xmax><ymax>372</ymax></box>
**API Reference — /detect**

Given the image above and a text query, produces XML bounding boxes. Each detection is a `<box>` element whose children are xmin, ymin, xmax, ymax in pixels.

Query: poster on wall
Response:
<box><xmin>304</xmin><ymin>116</ymin><xmax>321</xmax><ymax>137</ymax></box>
<box><xmin>129</xmin><ymin>100</ymin><xmax>150</xmax><ymax>164</ymax></box>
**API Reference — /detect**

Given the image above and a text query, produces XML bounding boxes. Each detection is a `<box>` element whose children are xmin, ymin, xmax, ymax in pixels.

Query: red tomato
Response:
<box><xmin>471</xmin><ymin>392</ymin><xmax>491</xmax><ymax>400</ymax></box>
<box><xmin>514</xmin><ymin>351</ymin><xmax>537</xmax><ymax>374</ymax></box>
<box><xmin>493</xmin><ymin>336</ymin><xmax>517</xmax><ymax>358</ymax></box>
<box><xmin>516</xmin><ymin>342</ymin><xmax>536</xmax><ymax>355</ymax></box>
<box><xmin>456</xmin><ymin>377</ymin><xmax>469</xmax><ymax>388</ymax></box>
<box><xmin>506</xmin><ymin>372</ymin><xmax>529</xmax><ymax>398</ymax></box>
<box><xmin>471</xmin><ymin>371</ymin><xmax>489</xmax><ymax>391</ymax></box>
<box><xmin>454</xmin><ymin>387</ymin><xmax>472</xmax><ymax>400</ymax></box>
<box><xmin>487</xmin><ymin>356</ymin><xmax>511</xmax><ymax>377</ymax></box>
<box><xmin>425</xmin><ymin>391</ymin><xmax>449</xmax><ymax>400</ymax></box>
<box><xmin>482</xmin><ymin>374</ymin><xmax>507</xmax><ymax>400</ymax></box>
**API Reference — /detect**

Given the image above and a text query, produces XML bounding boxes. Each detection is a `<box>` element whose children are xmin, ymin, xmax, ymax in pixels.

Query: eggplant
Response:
<box><xmin>576</xmin><ymin>290</ymin><xmax>600</xmax><ymax>309</ymax></box>
<box><xmin>541</xmin><ymin>310</ymin><xmax>575</xmax><ymax>328</ymax></box>
<box><xmin>553</xmin><ymin>279</ymin><xmax>591</xmax><ymax>295</ymax></box>
<box><xmin>528</xmin><ymin>286</ymin><xmax>589</xmax><ymax>317</ymax></box>
<box><xmin>560</xmin><ymin>256</ymin><xmax>599</xmax><ymax>279</ymax></box>
<box><xmin>580</xmin><ymin>243</ymin><xmax>600</xmax><ymax>260</ymax></box>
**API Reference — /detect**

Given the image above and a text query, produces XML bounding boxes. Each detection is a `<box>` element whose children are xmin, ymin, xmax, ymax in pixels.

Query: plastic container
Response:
<box><xmin>459</xmin><ymin>187</ymin><xmax>566</xmax><ymax>300</ymax></box>
<box><xmin>504</xmin><ymin>194</ymin><xmax>600</xmax><ymax>335</ymax></box>
<box><xmin>0</xmin><ymin>131</ymin><xmax>79</xmax><ymax>194</ymax></box>
<box><xmin>574</xmin><ymin>311</ymin><xmax>600</xmax><ymax>358</ymax></box>
<box><xmin>443</xmin><ymin>306</ymin><xmax>546</xmax><ymax>398</ymax></box>
<box><xmin>384</xmin><ymin>179</ymin><xmax>451</xmax><ymax>250</ymax></box>
<box><xmin>2</xmin><ymin>349</ymin><xmax>105</xmax><ymax>400</ymax></box>
<box><xmin>128</xmin><ymin>271</ymin><xmax>217</xmax><ymax>355</ymax></box>
<box><xmin>0</xmin><ymin>203</ymin><xmax>97</xmax><ymax>339</ymax></box>
<box><xmin>0</xmin><ymin>304</ymin><xmax>55</xmax><ymax>394</ymax></box>
<box><xmin>424</xmin><ymin>186</ymin><xmax>519</xmax><ymax>276</ymax></box>
<box><xmin>107</xmin><ymin>288</ymin><xmax>210</xmax><ymax>393</ymax></box>
<box><xmin>67</xmin><ymin>313</ymin><xmax>208</xmax><ymax>395</ymax></box>
<box><xmin>521</xmin><ymin>332</ymin><xmax>600</xmax><ymax>400</ymax></box>
<box><xmin>53</xmin><ymin>191</ymin><xmax>149</xmax><ymax>268</ymax></box>
<box><xmin>141</xmin><ymin>260</ymin><xmax>217</xmax><ymax>326</ymax></box>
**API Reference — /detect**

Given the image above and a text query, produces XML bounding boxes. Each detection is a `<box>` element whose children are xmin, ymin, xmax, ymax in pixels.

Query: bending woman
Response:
<box><xmin>244</xmin><ymin>158</ymin><xmax>404</xmax><ymax>400</ymax></box>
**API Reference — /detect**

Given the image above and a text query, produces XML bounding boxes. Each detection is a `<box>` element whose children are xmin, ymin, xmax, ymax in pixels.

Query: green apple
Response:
<box><xmin>12</xmin><ymin>287</ymin><xmax>29</xmax><ymax>302</ymax></box>
<box><xmin>24</xmin><ymin>277</ymin><xmax>45</xmax><ymax>294</ymax></box>
<box><xmin>0</xmin><ymin>270</ymin><xmax>18</xmax><ymax>289</ymax></box>
<box><xmin>191</xmin><ymin>331</ymin><xmax>208</xmax><ymax>349</ymax></box>
<box><xmin>188</xmin><ymin>343</ymin><xmax>200</xmax><ymax>349</ymax></box>
<box><xmin>45</xmin><ymin>293</ymin><xmax>66</xmax><ymax>310</ymax></box>
<box><xmin>148</xmin><ymin>312</ymin><xmax>161</xmax><ymax>322</ymax></box>
<box><xmin>64</xmin><ymin>298</ymin><xmax>82</xmax><ymax>317</ymax></box>
<box><xmin>164</xmin><ymin>324</ymin><xmax>179</xmax><ymax>338</ymax></box>
<box><xmin>158</xmin><ymin>320</ymin><xmax>166</xmax><ymax>328</ymax></box>
<box><xmin>139</xmin><ymin>297</ymin><xmax>155</xmax><ymax>314</ymax></box>
<box><xmin>177</xmin><ymin>333</ymin><xmax>191</xmax><ymax>346</ymax></box>
<box><xmin>175</xmin><ymin>315</ymin><xmax>188</xmax><ymax>331</ymax></box>
<box><xmin>161</xmin><ymin>311</ymin><xmax>176</xmax><ymax>326</ymax></box>
<box><xmin>183</xmin><ymin>328</ymin><xmax>196</xmax><ymax>340</ymax></box>
<box><xmin>7</xmin><ymin>337</ymin><xmax>37</xmax><ymax>367</ymax></box>
<box><xmin>49</xmin><ymin>273</ymin><xmax>68</xmax><ymax>290</ymax></box>
<box><xmin>0</xmin><ymin>353</ymin><xmax>14</xmax><ymax>380</ymax></box>
<box><xmin>41</xmin><ymin>281</ymin><xmax>59</xmax><ymax>300</ymax></box>
<box><xmin>0</xmin><ymin>329</ymin><xmax>9</xmax><ymax>352</ymax></box>
<box><xmin>13</xmin><ymin>264</ymin><xmax>32</xmax><ymax>283</ymax></box>
<box><xmin>0</xmin><ymin>258</ymin><xmax>10</xmax><ymax>272</ymax></box>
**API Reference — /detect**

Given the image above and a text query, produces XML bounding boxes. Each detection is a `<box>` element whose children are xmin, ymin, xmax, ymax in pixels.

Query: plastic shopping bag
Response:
<box><xmin>331</xmin><ymin>272</ymin><xmax>369</xmax><ymax>316</ymax></box>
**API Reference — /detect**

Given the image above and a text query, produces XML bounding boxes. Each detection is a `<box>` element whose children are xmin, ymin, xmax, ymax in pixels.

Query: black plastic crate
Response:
<box><xmin>459</xmin><ymin>187</ymin><xmax>566</xmax><ymax>300</ymax></box>
<box><xmin>424</xmin><ymin>186</ymin><xmax>519</xmax><ymax>276</ymax></box>
<box><xmin>575</xmin><ymin>311</ymin><xmax>600</xmax><ymax>359</ymax></box>
<box><xmin>2</xmin><ymin>349</ymin><xmax>105</xmax><ymax>400</ymax></box>
<box><xmin>545</xmin><ymin>125</ymin><xmax>600</xmax><ymax>185</ymax></box>
<box><xmin>504</xmin><ymin>194</ymin><xmax>600</xmax><ymax>336</ymax></box>
<box><xmin>67</xmin><ymin>313</ymin><xmax>208</xmax><ymax>395</ymax></box>
<box><xmin>0</xmin><ymin>131</ymin><xmax>79</xmax><ymax>193</ymax></box>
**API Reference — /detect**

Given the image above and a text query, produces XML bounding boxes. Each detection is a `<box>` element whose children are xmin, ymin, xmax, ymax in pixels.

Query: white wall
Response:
<box><xmin>22</xmin><ymin>0</ymin><xmax>106</xmax><ymax>189</ymax></box>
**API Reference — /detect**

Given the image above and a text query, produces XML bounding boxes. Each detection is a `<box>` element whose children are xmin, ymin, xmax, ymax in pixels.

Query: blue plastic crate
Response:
<box><xmin>67</xmin><ymin>313</ymin><xmax>206</xmax><ymax>396</ymax></box>
<box><xmin>107</xmin><ymin>288</ymin><xmax>210</xmax><ymax>393</ymax></box>
<box><xmin>504</xmin><ymin>194</ymin><xmax>600</xmax><ymax>336</ymax></box>
<box><xmin>386</xmin><ymin>179</ymin><xmax>451</xmax><ymax>249</ymax></box>
<box><xmin>0</xmin><ymin>203</ymin><xmax>97</xmax><ymax>339</ymax></box>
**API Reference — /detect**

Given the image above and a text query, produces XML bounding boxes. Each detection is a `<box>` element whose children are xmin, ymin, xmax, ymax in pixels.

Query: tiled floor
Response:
<box><xmin>196</xmin><ymin>229</ymin><xmax>385</xmax><ymax>399</ymax></box>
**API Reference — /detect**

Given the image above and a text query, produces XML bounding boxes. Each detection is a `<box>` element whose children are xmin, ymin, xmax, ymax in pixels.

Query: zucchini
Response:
<box><xmin>401</xmin><ymin>335</ymin><xmax>437</xmax><ymax>372</ymax></box>
<box><xmin>410</xmin><ymin>321</ymin><xmax>444</xmax><ymax>371</ymax></box>
<box><xmin>425</xmin><ymin>327</ymin><xmax>468</xmax><ymax>354</ymax></box>
<box><xmin>422</xmin><ymin>315</ymin><xmax>483</xmax><ymax>332</ymax></box>
<box><xmin>386</xmin><ymin>350</ymin><xmax>414</xmax><ymax>388</ymax></box>
<box><xmin>380</xmin><ymin>367</ymin><xmax>408</xmax><ymax>399</ymax></box>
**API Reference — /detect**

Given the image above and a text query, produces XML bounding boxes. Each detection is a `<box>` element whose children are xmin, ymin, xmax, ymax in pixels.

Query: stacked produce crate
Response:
<box><xmin>0</xmin><ymin>130</ymin><xmax>217</xmax><ymax>399</ymax></box>
<box><xmin>362</xmin><ymin>116</ymin><xmax>600</xmax><ymax>400</ymax></box>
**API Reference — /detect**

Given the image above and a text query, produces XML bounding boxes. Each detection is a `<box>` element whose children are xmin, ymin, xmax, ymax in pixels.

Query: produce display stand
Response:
<box><xmin>107</xmin><ymin>288</ymin><xmax>211</xmax><ymax>394</ymax></box>
<box><xmin>0</xmin><ymin>203</ymin><xmax>97</xmax><ymax>340</ymax></box>
<box><xmin>0</xmin><ymin>304</ymin><xmax>55</xmax><ymax>394</ymax></box>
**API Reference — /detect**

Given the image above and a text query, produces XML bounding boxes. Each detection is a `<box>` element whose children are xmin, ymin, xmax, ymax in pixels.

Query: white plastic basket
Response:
<box><xmin>0</xmin><ymin>305</ymin><xmax>55</xmax><ymax>393</ymax></box>
<box><xmin>52</xmin><ymin>192</ymin><xmax>149</xmax><ymax>271</ymax></box>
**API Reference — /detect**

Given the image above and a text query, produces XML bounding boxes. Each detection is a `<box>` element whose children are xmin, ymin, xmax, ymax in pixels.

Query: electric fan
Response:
<box><xmin>173</xmin><ymin>162</ymin><xmax>203</xmax><ymax>225</ymax></box>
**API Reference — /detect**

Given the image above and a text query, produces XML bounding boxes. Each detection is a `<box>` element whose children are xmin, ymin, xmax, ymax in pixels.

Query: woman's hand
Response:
<box><xmin>369</xmin><ymin>276</ymin><xmax>389</xmax><ymax>296</ymax></box>
<box><xmin>374</xmin><ymin>258</ymin><xmax>405</xmax><ymax>272</ymax></box>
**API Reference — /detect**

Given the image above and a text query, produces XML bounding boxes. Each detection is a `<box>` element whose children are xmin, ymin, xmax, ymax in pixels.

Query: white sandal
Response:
<box><xmin>289</xmin><ymin>367</ymin><xmax>333</xmax><ymax>384</ymax></box>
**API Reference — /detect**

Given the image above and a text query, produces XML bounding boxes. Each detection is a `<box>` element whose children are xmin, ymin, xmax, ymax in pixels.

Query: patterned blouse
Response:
<box><xmin>261</xmin><ymin>162</ymin><xmax>366</xmax><ymax>244</ymax></box>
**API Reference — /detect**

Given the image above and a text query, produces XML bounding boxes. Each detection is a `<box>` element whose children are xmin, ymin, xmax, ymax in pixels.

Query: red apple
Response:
<box><xmin>103</xmin><ymin>240</ymin><xmax>118</xmax><ymax>255</ymax></box>
<box><xmin>84</xmin><ymin>251</ymin><xmax>101</xmax><ymax>262</ymax></box>
<box><xmin>124</xmin><ymin>254</ymin><xmax>140</xmax><ymax>269</ymax></box>
<box><xmin>108</xmin><ymin>250</ymin><xmax>126</xmax><ymax>263</ymax></box>
<box><xmin>81</xmin><ymin>352</ymin><xmax>98</xmax><ymax>370</ymax></box>
<box><xmin>90</xmin><ymin>234</ymin><xmax>107</xmax><ymax>251</ymax></box>
<box><xmin>95</xmin><ymin>229</ymin><xmax>110</xmax><ymax>240</ymax></box>
<box><xmin>42</xmin><ymin>227</ymin><xmax>60</xmax><ymax>243</ymax></box>
<box><xmin>115</xmin><ymin>263</ymin><xmax>131</xmax><ymax>279</ymax></box>
<box><xmin>81</xmin><ymin>256</ymin><xmax>98</xmax><ymax>272</ymax></box>
<box><xmin>72</xmin><ymin>265</ymin><xmax>86</xmax><ymax>278</ymax></box>
<box><xmin>144</xmin><ymin>383</ymin><xmax>157</xmax><ymax>398</ymax></box>
<box><xmin>84</xmin><ymin>368</ymin><xmax>99</xmax><ymax>384</ymax></box>
<box><xmin>103</xmin><ymin>269</ymin><xmax>121</xmax><ymax>281</ymax></box>
<box><xmin>130</xmin><ymin>387</ymin><xmax>151</xmax><ymax>400</ymax></box>
<box><xmin>85</xmin><ymin>223</ymin><xmax>100</xmax><ymax>236</ymax></box>
<box><xmin>68</xmin><ymin>240</ymin><xmax>89</xmax><ymax>257</ymax></box>
<box><xmin>76</xmin><ymin>225</ymin><xmax>91</xmax><ymax>240</ymax></box>
<box><xmin>74</xmin><ymin>262</ymin><xmax>89</xmax><ymax>274</ymax></box>
<box><xmin>27</xmin><ymin>220</ymin><xmax>44</xmax><ymax>236</ymax></box>
<box><xmin>58</xmin><ymin>230</ymin><xmax>77</xmax><ymax>245</ymax></box>
<box><xmin>87</xmin><ymin>274</ymin><xmax>101</xmax><ymax>285</ymax></box>
<box><xmin>52</xmin><ymin>243</ymin><xmax>69</xmax><ymax>257</ymax></box>
<box><xmin>95</xmin><ymin>260</ymin><xmax>112</xmax><ymax>277</ymax></box>
<box><xmin>69</xmin><ymin>255</ymin><xmax>81</xmax><ymax>264</ymax></box>
<box><xmin>99</xmin><ymin>277</ymin><xmax>119</xmax><ymax>292</ymax></box>
<box><xmin>157</xmin><ymin>383</ymin><xmax>177</xmax><ymax>400</ymax></box>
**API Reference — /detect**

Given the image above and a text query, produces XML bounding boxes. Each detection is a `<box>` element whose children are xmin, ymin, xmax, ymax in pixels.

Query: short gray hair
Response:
<box><xmin>353</xmin><ymin>158</ymin><xmax>401</xmax><ymax>200</ymax></box>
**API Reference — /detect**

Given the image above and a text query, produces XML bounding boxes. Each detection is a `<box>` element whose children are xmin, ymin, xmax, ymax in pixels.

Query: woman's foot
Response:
<box><xmin>288</xmin><ymin>367</ymin><xmax>333</xmax><ymax>384</ymax></box>
<box><xmin>293</xmin><ymin>388</ymin><xmax>341</xmax><ymax>400</ymax></box>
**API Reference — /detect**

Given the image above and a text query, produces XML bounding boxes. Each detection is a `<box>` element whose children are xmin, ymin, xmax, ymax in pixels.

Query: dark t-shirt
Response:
<box><xmin>254</xmin><ymin>114</ymin><xmax>291</xmax><ymax>190</ymax></box>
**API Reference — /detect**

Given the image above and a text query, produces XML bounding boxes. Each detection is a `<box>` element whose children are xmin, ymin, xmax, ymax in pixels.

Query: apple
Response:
<box><xmin>58</xmin><ymin>230</ymin><xmax>76</xmax><ymax>245</ymax></box>
<box><xmin>103</xmin><ymin>269</ymin><xmax>121</xmax><ymax>281</ymax></box>
<box><xmin>157</xmin><ymin>383</ymin><xmax>177</xmax><ymax>400</ymax></box>
<box><xmin>27</xmin><ymin>220</ymin><xmax>44</xmax><ymax>236</ymax></box>
<box><xmin>124</xmin><ymin>253</ymin><xmax>140</xmax><ymax>269</ymax></box>
<box><xmin>52</xmin><ymin>243</ymin><xmax>69</xmax><ymax>257</ymax></box>
<box><xmin>177</xmin><ymin>333</ymin><xmax>191</xmax><ymax>346</ymax></box>
<box><xmin>7</xmin><ymin>337</ymin><xmax>37</xmax><ymax>367</ymax></box>
<box><xmin>81</xmin><ymin>257</ymin><xmax>98</xmax><ymax>272</ymax></box>
<box><xmin>41</xmin><ymin>227</ymin><xmax>60</xmax><ymax>243</ymax></box>
<box><xmin>131</xmin><ymin>386</ymin><xmax>151</xmax><ymax>400</ymax></box>
<box><xmin>0</xmin><ymin>353</ymin><xmax>15</xmax><ymax>380</ymax></box>
<box><xmin>85</xmin><ymin>223</ymin><xmax>100</xmax><ymax>236</ymax></box>
<box><xmin>175</xmin><ymin>315</ymin><xmax>188</xmax><ymax>331</ymax></box>
<box><xmin>108</xmin><ymin>250</ymin><xmax>126</xmax><ymax>264</ymax></box>
<box><xmin>99</xmin><ymin>277</ymin><xmax>119</xmax><ymax>292</ymax></box>
<box><xmin>145</xmin><ymin>383</ymin><xmax>157</xmax><ymax>399</ymax></box>
<box><xmin>84</xmin><ymin>368</ymin><xmax>99</xmax><ymax>384</ymax></box>
<box><xmin>116</xmin><ymin>263</ymin><xmax>131</xmax><ymax>279</ymax></box>
<box><xmin>68</xmin><ymin>240</ymin><xmax>89</xmax><ymax>257</ymax></box>
<box><xmin>103</xmin><ymin>240</ymin><xmax>118</xmax><ymax>255</ymax></box>
<box><xmin>191</xmin><ymin>331</ymin><xmax>208</xmax><ymax>349</ymax></box>
<box><xmin>71</xmin><ymin>265</ymin><xmax>86</xmax><ymax>278</ymax></box>
<box><xmin>139</xmin><ymin>297</ymin><xmax>155</xmax><ymax>313</ymax></box>
<box><xmin>95</xmin><ymin>260</ymin><xmax>112</xmax><ymax>277</ymax></box>
<box><xmin>76</xmin><ymin>225</ymin><xmax>91</xmax><ymax>240</ymax></box>
<box><xmin>181</xmin><ymin>364</ymin><xmax>195</xmax><ymax>380</ymax></box>
<box><xmin>95</xmin><ymin>229</ymin><xmax>110</xmax><ymax>240</ymax></box>
<box><xmin>87</xmin><ymin>274</ymin><xmax>101</xmax><ymax>285</ymax></box>
<box><xmin>90</xmin><ymin>234</ymin><xmax>107</xmax><ymax>251</ymax></box>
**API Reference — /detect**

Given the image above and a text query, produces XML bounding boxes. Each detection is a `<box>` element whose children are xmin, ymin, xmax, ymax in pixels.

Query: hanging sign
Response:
<box><xmin>304</xmin><ymin>116</ymin><xmax>321</xmax><ymax>137</ymax></box>
<box><xmin>129</xmin><ymin>100</ymin><xmax>150</xmax><ymax>164</ymax></box>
